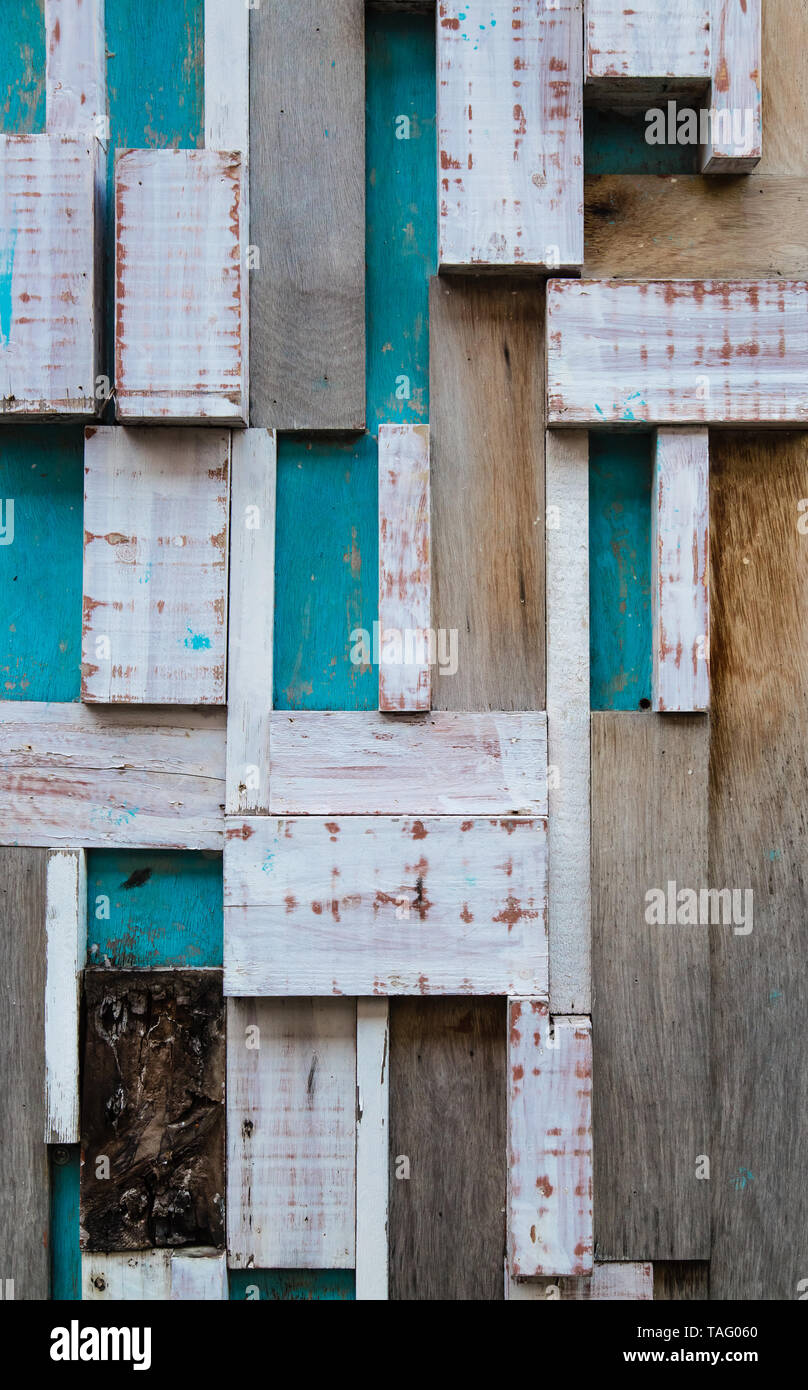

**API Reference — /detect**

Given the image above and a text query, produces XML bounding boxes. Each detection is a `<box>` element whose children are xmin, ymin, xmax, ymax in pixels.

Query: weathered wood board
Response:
<box><xmin>389</xmin><ymin>998</ymin><xmax>506</xmax><ymax>1300</ymax></box>
<box><xmin>82</xmin><ymin>426</ymin><xmax>230</xmax><ymax>705</ymax></box>
<box><xmin>702</xmin><ymin>0</ymin><xmax>762</xmax><ymax>172</ymax></box>
<box><xmin>45</xmin><ymin>0</ymin><xmax>107</xmax><ymax>142</ymax></box>
<box><xmin>204</xmin><ymin>0</ymin><xmax>249</xmax><ymax>153</ymax></box>
<box><xmin>653</xmin><ymin>1260</ymin><xmax>710</xmax><ymax>1300</ymax></box>
<box><xmin>170</xmin><ymin>1247</ymin><xmax>228</xmax><ymax>1300</ymax></box>
<box><xmin>0</xmin><ymin>702</ymin><xmax>225</xmax><ymax>849</ymax></box>
<box><xmin>356</xmin><ymin>998</ymin><xmax>389</xmax><ymax>1301</ymax></box>
<box><xmin>249</xmin><ymin>0</ymin><xmax>365</xmax><ymax>430</ymax></box>
<box><xmin>430</xmin><ymin>277</ymin><xmax>545</xmax><ymax>710</ymax></box>
<box><xmin>226</xmin><ymin>998</ymin><xmax>356</xmax><ymax>1270</ymax></box>
<box><xmin>378</xmin><ymin>424</ymin><xmax>431</xmax><ymax>711</ymax></box>
<box><xmin>267</xmin><ymin>711</ymin><xmax>548</xmax><ymax>815</ymax></box>
<box><xmin>508</xmin><ymin>1261</ymin><xmax>654</xmax><ymax>1300</ymax></box>
<box><xmin>589</xmin><ymin>432</ymin><xmax>653</xmax><ymax>710</ymax></box>
<box><xmin>45</xmin><ymin>848</ymin><xmax>86</xmax><ymax>1143</ymax></box>
<box><xmin>114</xmin><ymin>148</ymin><xmax>247</xmax><ymax>424</ymax></box>
<box><xmin>82</xmin><ymin>1250</ymin><xmax>172</xmax><ymax>1301</ymax></box>
<box><xmin>85</xmin><ymin>848</ymin><xmax>223</xmax><ymax>969</ymax></box>
<box><xmin>508</xmin><ymin>1003</ymin><xmax>592</xmax><ymax>1278</ymax></box>
<box><xmin>591</xmin><ymin>712</ymin><xmax>710</xmax><ymax>1260</ymax></box>
<box><xmin>224</xmin><ymin>816</ymin><xmax>548</xmax><ymax>996</ymax></box>
<box><xmin>228</xmin><ymin>1269</ymin><xmax>355</xmax><ymax>1301</ymax></box>
<box><xmin>547</xmin><ymin>279</ymin><xmax>808</xmax><ymax>427</ymax></box>
<box><xmin>585</xmin><ymin>1</ymin><xmax>710</xmax><ymax>91</ymax></box>
<box><xmin>652</xmin><ymin>429</ymin><xmax>710</xmax><ymax>712</ymax></box>
<box><xmin>438</xmin><ymin>0</ymin><xmax>583</xmax><ymax>273</ymax></box>
<box><xmin>80</xmin><ymin>969</ymin><xmax>225</xmax><ymax>1251</ymax></box>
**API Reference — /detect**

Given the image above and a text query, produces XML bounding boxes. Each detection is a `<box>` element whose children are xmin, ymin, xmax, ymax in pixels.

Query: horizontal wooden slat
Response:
<box><xmin>508</xmin><ymin>1261</ymin><xmax>654</xmax><ymax>1300</ymax></box>
<box><xmin>652</xmin><ymin>429</ymin><xmax>710</xmax><ymax>712</ymax></box>
<box><xmin>378</xmin><ymin>423</ymin><xmax>431</xmax><ymax>712</ymax></box>
<box><xmin>82</xmin><ymin>1250</ymin><xmax>172</xmax><ymax>1301</ymax></box>
<box><xmin>702</xmin><ymin>0</ymin><xmax>761</xmax><ymax>172</ymax></box>
<box><xmin>45</xmin><ymin>848</ymin><xmax>86</xmax><ymax>1143</ymax></box>
<box><xmin>224</xmin><ymin>815</ymin><xmax>548</xmax><ymax>996</ymax></box>
<box><xmin>585</xmin><ymin>0</ymin><xmax>710</xmax><ymax>86</ymax></box>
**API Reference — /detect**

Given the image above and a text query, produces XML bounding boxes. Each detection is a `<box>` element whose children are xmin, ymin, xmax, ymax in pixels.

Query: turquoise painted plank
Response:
<box><xmin>50</xmin><ymin>1145</ymin><xmax>81</xmax><ymax>1301</ymax></box>
<box><xmin>0</xmin><ymin>0</ymin><xmax>45</xmax><ymax>135</ymax></box>
<box><xmin>229</xmin><ymin>1270</ymin><xmax>355</xmax><ymax>1302</ymax></box>
<box><xmin>585</xmin><ymin>108</ymin><xmax>697</xmax><ymax>175</ymax></box>
<box><xmin>589</xmin><ymin>433</ymin><xmax>653</xmax><ymax>711</ymax></box>
<box><xmin>366</xmin><ymin>10</ymin><xmax>436</xmax><ymax>428</ymax></box>
<box><xmin>0</xmin><ymin>429</ymin><xmax>84</xmax><ymax>701</ymax></box>
<box><xmin>86</xmin><ymin>849</ymin><xmax>223</xmax><ymax>967</ymax></box>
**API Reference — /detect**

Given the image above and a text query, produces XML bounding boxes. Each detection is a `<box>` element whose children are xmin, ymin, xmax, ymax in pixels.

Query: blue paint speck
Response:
<box><xmin>182</xmin><ymin>627</ymin><xmax>212</xmax><ymax>650</ymax></box>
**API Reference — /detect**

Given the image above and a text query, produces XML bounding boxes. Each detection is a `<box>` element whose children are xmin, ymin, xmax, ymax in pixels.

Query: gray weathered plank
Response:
<box><xmin>653</xmin><ymin>1261</ymin><xmax>709</xmax><ymax>1300</ymax></box>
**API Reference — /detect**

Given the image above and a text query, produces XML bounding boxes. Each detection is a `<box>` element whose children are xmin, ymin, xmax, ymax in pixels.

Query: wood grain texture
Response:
<box><xmin>548</xmin><ymin>279</ymin><xmax>808</xmax><ymax>427</ymax></box>
<box><xmin>204</xmin><ymin>0</ymin><xmax>248</xmax><ymax>152</ymax></box>
<box><xmin>586</xmin><ymin>0</ymin><xmax>709</xmax><ymax>81</ymax></box>
<box><xmin>378</xmin><ymin>424</ymin><xmax>431</xmax><ymax>711</ymax></box>
<box><xmin>430</xmin><ymin>277</ymin><xmax>545</xmax><ymax>710</ymax></box>
<box><xmin>226</xmin><ymin>998</ymin><xmax>356</xmax><ymax>1270</ymax></box>
<box><xmin>709</xmin><ymin>431</ymin><xmax>808</xmax><ymax>1300</ymax></box>
<box><xmin>82</xmin><ymin>1249</ymin><xmax>172</xmax><ymax>1300</ymax></box>
<box><xmin>249</xmin><ymin>0</ymin><xmax>365</xmax><ymax>430</ymax></box>
<box><xmin>45</xmin><ymin>0</ymin><xmax>106</xmax><ymax>141</ymax></box>
<box><xmin>85</xmin><ymin>848</ymin><xmax>223</xmax><ymax>969</ymax></box>
<box><xmin>170</xmin><ymin>1247</ymin><xmax>228</xmax><ymax>1300</ymax></box>
<box><xmin>50</xmin><ymin>1143</ymin><xmax>81</xmax><ymax>1301</ymax></box>
<box><xmin>226</xmin><ymin>429</ymin><xmax>275</xmax><ymax>814</ymax></box>
<box><xmin>80</xmin><ymin>968</ymin><xmax>225</xmax><ymax>1251</ymax></box>
<box><xmin>757</xmin><ymin>0</ymin><xmax>808</xmax><ymax>175</ymax></box>
<box><xmin>652</xmin><ymin>429</ymin><xmax>710</xmax><ymax>712</ymax></box>
<box><xmin>82</xmin><ymin>426</ymin><xmax>230</xmax><ymax>705</ymax></box>
<box><xmin>0</xmin><ymin>701</ymin><xmax>225</xmax><ymax>849</ymax></box>
<box><xmin>356</xmin><ymin>998</ymin><xmax>389</xmax><ymax>1301</ymax></box>
<box><xmin>654</xmin><ymin>1260</ymin><xmax>709</xmax><ymax>1300</ymax></box>
<box><xmin>45</xmin><ymin>848</ymin><xmax>86</xmax><ymax>1143</ymax></box>
<box><xmin>546</xmin><ymin>430</ymin><xmax>590</xmax><ymax>1013</ymax></box>
<box><xmin>438</xmin><ymin>0</ymin><xmax>583</xmax><ymax>273</ymax></box>
<box><xmin>114</xmin><ymin>148</ymin><xmax>246</xmax><ymax>424</ymax></box>
<box><xmin>508</xmin><ymin>1261</ymin><xmax>654</xmax><ymax>1300</ymax></box>
<box><xmin>591</xmin><ymin>712</ymin><xmax>710</xmax><ymax>1260</ymax></box>
<box><xmin>0</xmin><ymin>0</ymin><xmax>46</xmax><ymax>136</ymax></box>
<box><xmin>224</xmin><ymin>815</ymin><xmax>548</xmax><ymax>996</ymax></box>
<box><xmin>0</xmin><ymin>848</ymin><xmax>50</xmax><ymax>1300</ymax></box>
<box><xmin>702</xmin><ymin>0</ymin><xmax>761</xmax><ymax>171</ymax></box>
<box><xmin>389</xmin><ymin>998</ymin><xmax>506</xmax><ymax>1300</ymax></box>
<box><xmin>228</xmin><ymin>1268</ymin><xmax>355</xmax><ymax>1300</ymax></box>
<box><xmin>508</xmin><ymin>1003</ymin><xmax>592</xmax><ymax>1278</ymax></box>
<box><xmin>267</xmin><ymin>711</ymin><xmax>548</xmax><ymax>815</ymax></box>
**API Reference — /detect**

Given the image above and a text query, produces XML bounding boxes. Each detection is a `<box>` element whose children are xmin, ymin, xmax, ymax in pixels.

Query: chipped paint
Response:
<box><xmin>652</xmin><ymin>428</ymin><xmax>710</xmax><ymax>711</ymax></box>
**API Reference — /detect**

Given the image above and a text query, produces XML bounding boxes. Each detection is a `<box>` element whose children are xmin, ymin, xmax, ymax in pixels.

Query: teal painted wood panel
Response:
<box><xmin>50</xmin><ymin>1145</ymin><xmax>81</xmax><ymax>1301</ymax></box>
<box><xmin>229</xmin><ymin>1270</ymin><xmax>355</xmax><ymax>1301</ymax></box>
<box><xmin>86</xmin><ymin>849</ymin><xmax>223</xmax><ymax>967</ymax></box>
<box><xmin>366</xmin><ymin>9</ymin><xmax>436</xmax><ymax>428</ymax></box>
<box><xmin>585</xmin><ymin>108</ymin><xmax>698</xmax><ymax>175</ymax></box>
<box><xmin>0</xmin><ymin>429</ymin><xmax>84</xmax><ymax>701</ymax></box>
<box><xmin>589</xmin><ymin>433</ymin><xmax>653</xmax><ymax>710</ymax></box>
<box><xmin>0</xmin><ymin>0</ymin><xmax>45</xmax><ymax>135</ymax></box>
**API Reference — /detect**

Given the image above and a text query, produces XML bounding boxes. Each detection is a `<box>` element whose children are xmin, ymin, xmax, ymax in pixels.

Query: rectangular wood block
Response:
<box><xmin>267</xmin><ymin>711</ymin><xmax>548</xmax><ymax>815</ymax></box>
<box><xmin>702</xmin><ymin>0</ymin><xmax>762</xmax><ymax>171</ymax></box>
<box><xmin>114</xmin><ymin>148</ymin><xmax>247</xmax><ymax>424</ymax></box>
<box><xmin>0</xmin><ymin>702</ymin><xmax>225</xmax><ymax>849</ymax></box>
<box><xmin>508</xmin><ymin>1261</ymin><xmax>654</xmax><ymax>1300</ymax></box>
<box><xmin>224</xmin><ymin>815</ymin><xmax>548</xmax><ymax>996</ymax></box>
<box><xmin>80</xmin><ymin>969</ymin><xmax>225</xmax><ymax>1251</ymax></box>
<box><xmin>378</xmin><ymin>424</ymin><xmax>431</xmax><ymax>711</ymax></box>
<box><xmin>591</xmin><ymin>712</ymin><xmax>710</xmax><ymax>1260</ymax></box>
<box><xmin>652</xmin><ymin>429</ymin><xmax>710</xmax><ymax>712</ymax></box>
<box><xmin>547</xmin><ymin>279</ymin><xmax>808</xmax><ymax>426</ymax></box>
<box><xmin>356</xmin><ymin>998</ymin><xmax>389</xmax><ymax>1301</ymax></box>
<box><xmin>508</xmin><ymin>1003</ymin><xmax>593</xmax><ymax>1278</ymax></box>
<box><xmin>45</xmin><ymin>0</ymin><xmax>107</xmax><ymax>141</ymax></box>
<box><xmin>438</xmin><ymin>1</ymin><xmax>583</xmax><ymax>272</ymax></box>
<box><xmin>82</xmin><ymin>1250</ymin><xmax>172</xmax><ymax>1301</ymax></box>
<box><xmin>226</xmin><ymin>998</ymin><xmax>356</xmax><ymax>1269</ymax></box>
<box><xmin>0</xmin><ymin>136</ymin><xmax>99</xmax><ymax>418</ymax></box>
<box><xmin>585</xmin><ymin>1</ymin><xmax>710</xmax><ymax>87</ymax></box>
<box><xmin>45</xmin><ymin>848</ymin><xmax>86</xmax><ymax>1143</ymax></box>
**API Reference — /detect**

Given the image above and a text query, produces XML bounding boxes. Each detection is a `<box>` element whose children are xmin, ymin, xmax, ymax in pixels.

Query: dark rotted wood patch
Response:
<box><xmin>80</xmin><ymin>969</ymin><xmax>225</xmax><ymax>1251</ymax></box>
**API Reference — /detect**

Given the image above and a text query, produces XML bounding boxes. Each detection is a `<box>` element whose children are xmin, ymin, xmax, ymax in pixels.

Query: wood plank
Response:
<box><xmin>389</xmin><ymin>998</ymin><xmax>506</xmax><ymax>1300</ymax></box>
<box><xmin>224</xmin><ymin>815</ymin><xmax>548</xmax><ymax>996</ymax></box>
<box><xmin>114</xmin><ymin>148</ymin><xmax>247</xmax><ymax>424</ymax></box>
<box><xmin>430</xmin><ymin>277</ymin><xmax>545</xmax><ymax>710</ymax></box>
<box><xmin>438</xmin><ymin>0</ymin><xmax>583</xmax><ymax>273</ymax></box>
<box><xmin>82</xmin><ymin>426</ymin><xmax>230</xmax><ymax>705</ymax></box>
<box><xmin>226</xmin><ymin>429</ymin><xmax>276</xmax><ymax>814</ymax></box>
<box><xmin>45</xmin><ymin>0</ymin><xmax>106</xmax><ymax>141</ymax></box>
<box><xmin>589</xmin><ymin>433</ymin><xmax>653</xmax><ymax>711</ymax></box>
<box><xmin>226</xmin><ymin>998</ymin><xmax>356</xmax><ymax>1270</ymax></box>
<box><xmin>0</xmin><ymin>0</ymin><xmax>46</xmax><ymax>136</ymax></box>
<box><xmin>701</xmin><ymin>0</ymin><xmax>761</xmax><ymax>172</ymax></box>
<box><xmin>85</xmin><ymin>848</ymin><xmax>223</xmax><ymax>969</ymax></box>
<box><xmin>50</xmin><ymin>1143</ymin><xmax>81</xmax><ymax>1301</ymax></box>
<box><xmin>757</xmin><ymin>0</ymin><xmax>808</xmax><ymax>175</ymax></box>
<box><xmin>356</xmin><ymin>998</ymin><xmax>389</xmax><ymax>1301</ymax></box>
<box><xmin>654</xmin><ymin>1260</ymin><xmax>709</xmax><ymax>1300</ymax></box>
<box><xmin>378</xmin><ymin>424</ymin><xmax>431</xmax><ymax>711</ymax></box>
<box><xmin>229</xmin><ymin>1269</ymin><xmax>355</xmax><ymax>1300</ymax></box>
<box><xmin>508</xmin><ymin>1261</ymin><xmax>654</xmax><ymax>1300</ymax></box>
<box><xmin>585</xmin><ymin>1</ymin><xmax>710</xmax><ymax>88</ymax></box>
<box><xmin>0</xmin><ymin>702</ymin><xmax>225</xmax><ymax>849</ymax></box>
<box><xmin>45</xmin><ymin>848</ymin><xmax>86</xmax><ymax>1143</ymax></box>
<box><xmin>709</xmin><ymin>431</ymin><xmax>808</xmax><ymax>1300</ymax></box>
<box><xmin>591</xmin><ymin>712</ymin><xmax>710</xmax><ymax>1260</ymax></box>
<box><xmin>652</xmin><ymin>429</ymin><xmax>710</xmax><ymax>713</ymax></box>
<box><xmin>0</xmin><ymin>848</ymin><xmax>49</xmax><ymax>1300</ymax></box>
<box><xmin>545</xmin><ymin>430</ymin><xmax>590</xmax><ymax>1013</ymax></box>
<box><xmin>170</xmin><ymin>1248</ymin><xmax>229</xmax><ymax>1300</ymax></box>
<box><xmin>82</xmin><ymin>1250</ymin><xmax>172</xmax><ymax>1301</ymax></box>
<box><xmin>508</xmin><ymin>1004</ymin><xmax>592</xmax><ymax>1278</ymax></box>
<box><xmin>81</xmin><ymin>968</ymin><xmax>225</xmax><ymax>1251</ymax></box>
<box><xmin>249</xmin><ymin>0</ymin><xmax>365</xmax><ymax>430</ymax></box>
<box><xmin>204</xmin><ymin>0</ymin><xmax>249</xmax><ymax>153</ymax></box>
<box><xmin>547</xmin><ymin>279</ymin><xmax>808</xmax><ymax>427</ymax></box>
<box><xmin>268</xmin><ymin>711</ymin><xmax>548</xmax><ymax>815</ymax></box>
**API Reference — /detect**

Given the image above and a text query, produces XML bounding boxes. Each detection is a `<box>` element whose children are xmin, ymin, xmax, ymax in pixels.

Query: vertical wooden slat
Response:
<box><xmin>378</xmin><ymin>424</ymin><xmax>431</xmax><ymax>711</ymax></box>
<box><xmin>45</xmin><ymin>848</ymin><xmax>86</xmax><ymax>1144</ymax></box>
<box><xmin>701</xmin><ymin>0</ymin><xmax>762</xmax><ymax>172</ymax></box>
<box><xmin>204</xmin><ymin>0</ymin><xmax>249</xmax><ymax>153</ymax></box>
<box><xmin>356</xmin><ymin>998</ymin><xmax>389</xmax><ymax>1301</ymax></box>
<box><xmin>652</xmin><ymin>429</ymin><xmax>710</xmax><ymax>713</ymax></box>
<box><xmin>45</xmin><ymin>0</ymin><xmax>106</xmax><ymax>140</ymax></box>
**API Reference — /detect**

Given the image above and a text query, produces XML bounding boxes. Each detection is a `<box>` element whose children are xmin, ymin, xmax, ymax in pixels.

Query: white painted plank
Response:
<box><xmin>45</xmin><ymin>0</ymin><xmax>106</xmax><ymax>141</ymax></box>
<box><xmin>0</xmin><ymin>136</ymin><xmax>99</xmax><ymax>418</ymax></box>
<box><xmin>507</xmin><ymin>1260</ymin><xmax>653</xmax><ymax>1300</ymax></box>
<box><xmin>438</xmin><ymin>0</ymin><xmax>583</xmax><ymax>272</ymax></box>
<box><xmin>508</xmin><ymin>1003</ymin><xmax>592</xmax><ymax>1278</ymax></box>
<box><xmin>226</xmin><ymin>429</ymin><xmax>276</xmax><ymax>814</ymax></box>
<box><xmin>170</xmin><ymin>1248</ymin><xmax>228</xmax><ymax>1301</ymax></box>
<box><xmin>82</xmin><ymin>1250</ymin><xmax>172</xmax><ymax>1301</ymax></box>
<box><xmin>547</xmin><ymin>279</ymin><xmax>808</xmax><ymax>426</ymax></box>
<box><xmin>585</xmin><ymin>1</ymin><xmax>710</xmax><ymax>82</ymax></box>
<box><xmin>114</xmin><ymin>149</ymin><xmax>247</xmax><ymax>424</ymax></box>
<box><xmin>268</xmin><ymin>711</ymin><xmax>548</xmax><ymax>816</ymax></box>
<box><xmin>82</xmin><ymin>427</ymin><xmax>230</xmax><ymax>705</ymax></box>
<box><xmin>204</xmin><ymin>0</ymin><xmax>249</xmax><ymax>153</ymax></box>
<box><xmin>0</xmin><ymin>702</ymin><xmax>225</xmax><ymax>849</ymax></box>
<box><xmin>224</xmin><ymin>815</ymin><xmax>548</xmax><ymax>996</ymax></box>
<box><xmin>701</xmin><ymin>0</ymin><xmax>762</xmax><ymax>171</ymax></box>
<box><xmin>44</xmin><ymin>849</ymin><xmax>86</xmax><ymax>1143</ymax></box>
<box><xmin>545</xmin><ymin>430</ymin><xmax>589</xmax><ymax>1014</ymax></box>
<box><xmin>356</xmin><ymin>998</ymin><xmax>389</xmax><ymax>1301</ymax></box>
<box><xmin>652</xmin><ymin>429</ymin><xmax>710</xmax><ymax>713</ymax></box>
<box><xmin>378</xmin><ymin>424</ymin><xmax>430</xmax><ymax>712</ymax></box>
<box><xmin>226</xmin><ymin>998</ymin><xmax>356</xmax><ymax>1270</ymax></box>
